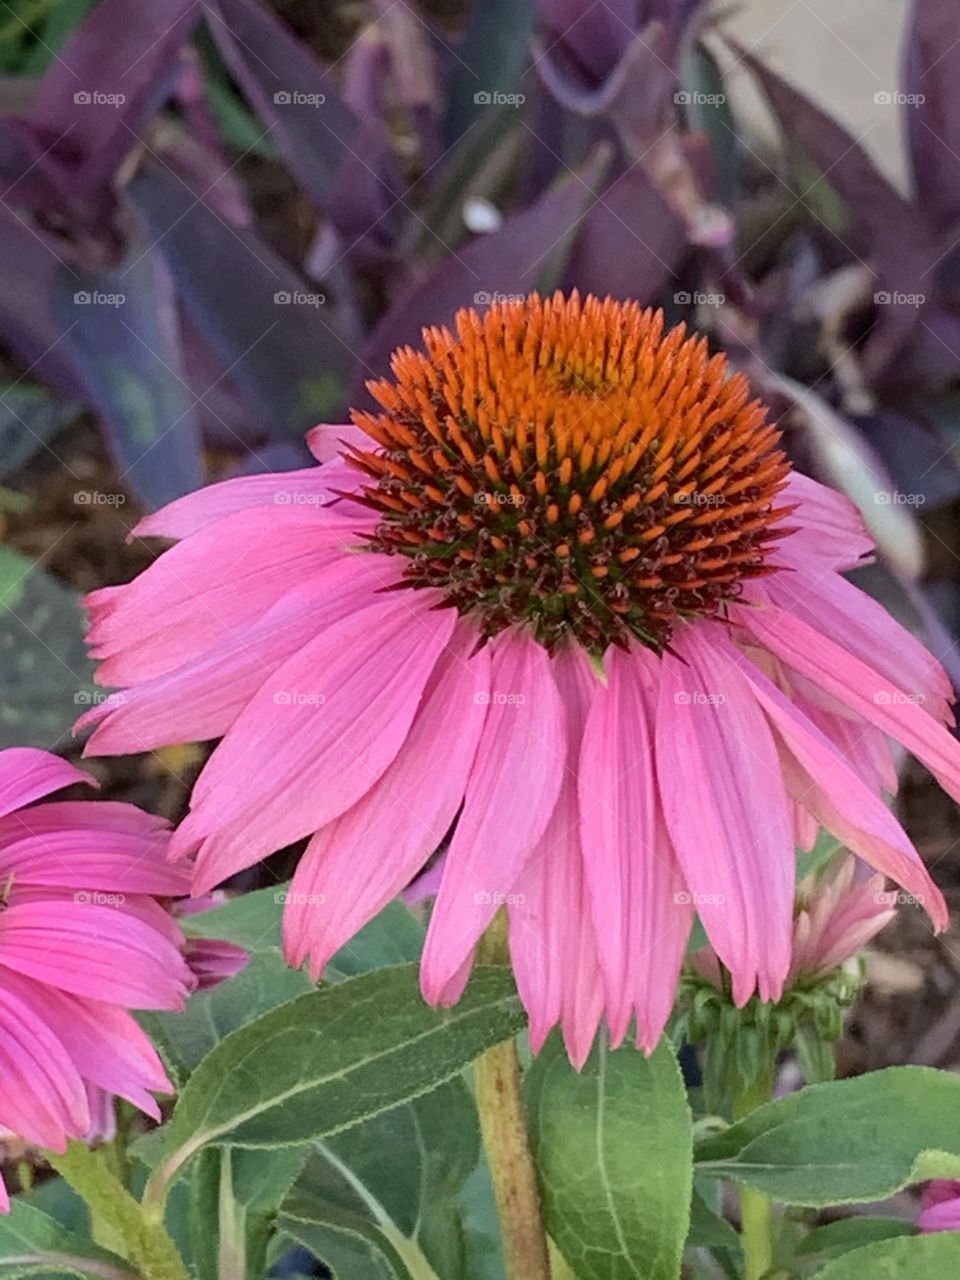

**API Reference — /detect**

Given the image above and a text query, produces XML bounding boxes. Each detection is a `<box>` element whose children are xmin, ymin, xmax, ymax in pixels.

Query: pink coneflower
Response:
<box><xmin>918</xmin><ymin>1181</ymin><xmax>960</xmax><ymax>1232</ymax></box>
<box><xmin>0</xmin><ymin>747</ymin><xmax>195</xmax><ymax>1207</ymax></box>
<box><xmin>80</xmin><ymin>292</ymin><xmax>957</xmax><ymax>1067</ymax></box>
<box><xmin>690</xmin><ymin>859</ymin><xmax>897</xmax><ymax>990</ymax></box>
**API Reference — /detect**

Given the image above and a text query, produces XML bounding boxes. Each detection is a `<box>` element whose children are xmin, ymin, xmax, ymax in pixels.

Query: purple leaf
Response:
<box><xmin>29</xmin><ymin>0</ymin><xmax>200</xmax><ymax>199</ymax></box>
<box><xmin>353</xmin><ymin>144</ymin><xmax>611</xmax><ymax>399</ymax></box>
<box><xmin>206</xmin><ymin>0</ymin><xmax>361</xmax><ymax>208</ymax></box>
<box><xmin>129</xmin><ymin>160</ymin><xmax>351</xmax><ymax>440</ymax></box>
<box><xmin>735</xmin><ymin>44</ymin><xmax>936</xmax><ymax>383</ymax></box>
<box><xmin>902</xmin><ymin>0</ymin><xmax>960</xmax><ymax>230</ymax></box>
<box><xmin>49</xmin><ymin>214</ymin><xmax>203</xmax><ymax>509</ymax></box>
<box><xmin>563</xmin><ymin>166</ymin><xmax>686</xmax><ymax>301</ymax></box>
<box><xmin>535</xmin><ymin>0</ymin><xmax>639</xmax><ymax>84</ymax></box>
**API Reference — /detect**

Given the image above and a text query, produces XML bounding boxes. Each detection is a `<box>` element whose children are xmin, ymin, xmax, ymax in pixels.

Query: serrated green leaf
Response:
<box><xmin>145</xmin><ymin>965</ymin><xmax>525</xmax><ymax>1203</ymax></box>
<box><xmin>810</xmin><ymin>1231</ymin><xmax>960</xmax><ymax>1279</ymax></box>
<box><xmin>279</xmin><ymin>1077</ymin><xmax>478</xmax><ymax>1280</ymax></box>
<box><xmin>0</xmin><ymin>1199</ymin><xmax>134</xmax><ymax>1279</ymax></box>
<box><xmin>526</xmin><ymin>1034</ymin><xmax>693</xmax><ymax>1280</ymax></box>
<box><xmin>696</xmin><ymin>1066</ymin><xmax>960</xmax><ymax>1205</ymax></box>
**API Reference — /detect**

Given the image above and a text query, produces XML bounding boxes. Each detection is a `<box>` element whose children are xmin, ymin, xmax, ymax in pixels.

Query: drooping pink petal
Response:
<box><xmin>656</xmin><ymin>624</ymin><xmax>794</xmax><ymax>1005</ymax></box>
<box><xmin>578</xmin><ymin>645</ymin><xmax>692</xmax><ymax>1051</ymax></box>
<box><xmin>0</xmin><ymin>824</ymin><xmax>188</xmax><ymax>895</ymax></box>
<box><xmin>184</xmin><ymin>938</ymin><xmax>250</xmax><ymax>990</ymax></box>
<box><xmin>420</xmin><ymin>631</ymin><xmax>566</xmax><ymax>1003</ymax></box>
<box><xmin>509</xmin><ymin>647</ymin><xmax>604</xmax><ymax>1068</ymax></box>
<box><xmin>735</xmin><ymin>600</ymin><xmax>960</xmax><ymax>807</ymax></box>
<box><xmin>283</xmin><ymin>621</ymin><xmax>490</xmax><ymax>978</ymax></box>
<box><xmin>0</xmin><ymin>971</ymin><xmax>171</xmax><ymax>1120</ymax></box>
<box><xmin>0</xmin><ymin>985</ymin><xmax>89</xmax><ymax>1150</ymax></box>
<box><xmin>79</xmin><ymin>553</ymin><xmax>398</xmax><ymax>755</ymax></box>
<box><xmin>765</xmin><ymin>551</ymin><xmax>953</xmax><ymax>723</ymax></box>
<box><xmin>177</xmin><ymin>594</ymin><xmax>457</xmax><ymax>893</ymax></box>
<box><xmin>727</xmin><ymin>641</ymin><xmax>949</xmax><ymax>930</ymax></box>
<box><xmin>87</xmin><ymin>507</ymin><xmax>371</xmax><ymax>686</ymax></box>
<box><xmin>0</xmin><ymin>902</ymin><xmax>192</xmax><ymax>1009</ymax></box>
<box><xmin>0</xmin><ymin>749</ymin><xmax>92</xmax><ymax>819</ymax></box>
<box><xmin>772</xmin><ymin>471</ymin><xmax>873</xmax><ymax>570</ymax></box>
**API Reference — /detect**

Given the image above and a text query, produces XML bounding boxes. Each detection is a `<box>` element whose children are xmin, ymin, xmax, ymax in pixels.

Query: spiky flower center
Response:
<box><xmin>347</xmin><ymin>292</ymin><xmax>791</xmax><ymax>650</ymax></box>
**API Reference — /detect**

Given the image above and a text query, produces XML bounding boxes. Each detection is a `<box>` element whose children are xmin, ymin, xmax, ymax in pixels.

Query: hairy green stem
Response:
<box><xmin>475</xmin><ymin>913</ymin><xmax>552</xmax><ymax>1280</ymax></box>
<box><xmin>46</xmin><ymin>1143</ymin><xmax>190</xmax><ymax>1280</ymax></box>
<box><xmin>734</xmin><ymin>1070</ymin><xmax>776</xmax><ymax>1280</ymax></box>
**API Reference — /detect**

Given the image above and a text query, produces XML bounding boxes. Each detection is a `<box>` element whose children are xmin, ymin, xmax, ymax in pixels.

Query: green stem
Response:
<box><xmin>46</xmin><ymin>1143</ymin><xmax>190</xmax><ymax>1280</ymax></box>
<box><xmin>475</xmin><ymin>913</ymin><xmax>552</xmax><ymax>1280</ymax></box>
<box><xmin>734</xmin><ymin>1071</ymin><xmax>776</xmax><ymax>1280</ymax></box>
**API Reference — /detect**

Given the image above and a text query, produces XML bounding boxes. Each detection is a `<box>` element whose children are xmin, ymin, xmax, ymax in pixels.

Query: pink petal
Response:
<box><xmin>918</xmin><ymin>1198</ymin><xmax>960</xmax><ymax>1233</ymax></box>
<box><xmin>132</xmin><ymin>465</ymin><xmax>350</xmax><ymax>541</ymax></box>
<box><xmin>420</xmin><ymin>630</ymin><xmax>566</xmax><ymax>1003</ymax></box>
<box><xmin>775</xmin><ymin>471</ymin><xmax>873</xmax><ymax>570</ymax></box>
<box><xmin>0</xmin><ymin>820</ymin><xmax>188</xmax><ymax>895</ymax></box>
<box><xmin>656</xmin><ymin>624</ymin><xmax>794</xmax><ymax>1005</ymax></box>
<box><xmin>510</xmin><ymin>647</ymin><xmax>604</xmax><ymax>1068</ymax></box>
<box><xmin>578</xmin><ymin>645</ymin><xmax>692</xmax><ymax>1051</ymax></box>
<box><xmin>729</xmin><ymin>644</ymin><xmax>948</xmax><ymax>930</ymax></box>
<box><xmin>283</xmin><ymin>622</ymin><xmax>490</xmax><ymax>978</ymax></box>
<box><xmin>0</xmin><ymin>984</ymin><xmax>89</xmax><ymax>1149</ymax></box>
<box><xmin>0</xmin><ymin>749</ymin><xmax>93</xmax><ymax>819</ymax></box>
<box><xmin>735</xmin><ymin>600</ymin><xmax>960</xmax><ymax>808</ymax></box>
<box><xmin>305</xmin><ymin>422</ymin><xmax>371</xmax><ymax>462</ymax></box>
<box><xmin>177</xmin><ymin>593</ymin><xmax>457</xmax><ymax>893</ymax></box>
<box><xmin>86</xmin><ymin>506</ymin><xmax>370</xmax><ymax>685</ymax></box>
<box><xmin>80</xmin><ymin>553</ymin><xmax>397</xmax><ymax>755</ymax></box>
<box><xmin>0</xmin><ymin>971</ymin><xmax>170</xmax><ymax>1119</ymax></box>
<box><xmin>0</xmin><ymin>902</ymin><xmax>192</xmax><ymax>1009</ymax></box>
<box><xmin>766</xmin><ymin>552</ymin><xmax>953</xmax><ymax>724</ymax></box>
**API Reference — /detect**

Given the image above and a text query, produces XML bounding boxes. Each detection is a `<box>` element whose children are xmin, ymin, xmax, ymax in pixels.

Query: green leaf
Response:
<box><xmin>794</xmin><ymin>1216</ymin><xmax>915</xmax><ymax>1260</ymax></box>
<box><xmin>687</xmin><ymin>1189</ymin><xmax>740</xmax><ymax>1253</ymax></box>
<box><xmin>140</xmin><ymin>949</ymin><xmax>313</xmax><ymax>1085</ymax></box>
<box><xmin>279</xmin><ymin>1078</ymin><xmax>478</xmax><ymax>1280</ymax></box>
<box><xmin>526</xmin><ymin>1034</ymin><xmax>693</xmax><ymax>1280</ymax></box>
<box><xmin>0</xmin><ymin>1199</ymin><xmax>134</xmax><ymax>1279</ymax></box>
<box><xmin>696</xmin><ymin>1066</ymin><xmax>960</xmax><ymax>1205</ymax></box>
<box><xmin>809</xmin><ymin>1232</ymin><xmax>960</xmax><ymax>1279</ymax></box>
<box><xmin>0</xmin><ymin>548</ymin><xmax>94</xmax><ymax>750</ymax></box>
<box><xmin>145</xmin><ymin>965</ymin><xmax>525</xmax><ymax>1203</ymax></box>
<box><xmin>0</xmin><ymin>385</ymin><xmax>80</xmax><ymax>478</ymax></box>
<box><xmin>182</xmin><ymin>891</ymin><xmax>423</xmax><ymax>973</ymax></box>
